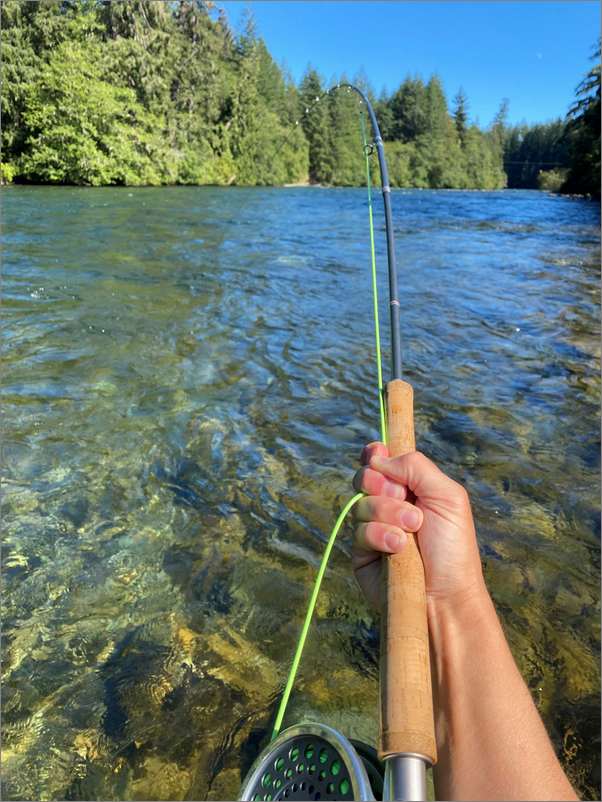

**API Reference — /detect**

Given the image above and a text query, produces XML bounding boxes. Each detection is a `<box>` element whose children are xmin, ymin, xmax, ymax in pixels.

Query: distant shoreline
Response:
<box><xmin>1</xmin><ymin>183</ymin><xmax>594</xmax><ymax>199</ymax></box>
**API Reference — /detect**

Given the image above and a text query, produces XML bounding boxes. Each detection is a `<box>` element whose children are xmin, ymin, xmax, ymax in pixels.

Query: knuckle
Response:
<box><xmin>368</xmin><ymin>496</ymin><xmax>387</xmax><ymax>518</ymax></box>
<box><xmin>364</xmin><ymin>468</ymin><xmax>386</xmax><ymax>495</ymax></box>
<box><xmin>454</xmin><ymin>482</ymin><xmax>470</xmax><ymax>506</ymax></box>
<box><xmin>446</xmin><ymin>479</ymin><xmax>470</xmax><ymax>510</ymax></box>
<box><xmin>375</xmin><ymin>497</ymin><xmax>403</xmax><ymax>524</ymax></box>
<box><xmin>367</xmin><ymin>522</ymin><xmax>388</xmax><ymax>549</ymax></box>
<box><xmin>353</xmin><ymin>523</ymin><xmax>368</xmax><ymax>549</ymax></box>
<box><xmin>411</xmin><ymin>450</ymin><xmax>430</xmax><ymax>468</ymax></box>
<box><xmin>363</xmin><ymin>441</ymin><xmax>387</xmax><ymax>460</ymax></box>
<box><xmin>383</xmin><ymin>479</ymin><xmax>405</xmax><ymax>499</ymax></box>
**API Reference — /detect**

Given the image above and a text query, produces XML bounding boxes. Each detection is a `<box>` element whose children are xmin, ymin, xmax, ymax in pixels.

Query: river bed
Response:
<box><xmin>2</xmin><ymin>186</ymin><xmax>599</xmax><ymax>799</ymax></box>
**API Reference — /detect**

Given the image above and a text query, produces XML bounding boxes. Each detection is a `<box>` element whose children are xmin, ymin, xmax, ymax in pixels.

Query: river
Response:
<box><xmin>2</xmin><ymin>186</ymin><xmax>600</xmax><ymax>800</ymax></box>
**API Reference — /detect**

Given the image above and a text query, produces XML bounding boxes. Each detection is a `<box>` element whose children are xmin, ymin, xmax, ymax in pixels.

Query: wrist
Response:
<box><xmin>428</xmin><ymin>580</ymin><xmax>493</xmax><ymax>632</ymax></box>
<box><xmin>427</xmin><ymin>581</ymin><xmax>500</xmax><ymax>675</ymax></box>
<box><xmin>427</xmin><ymin>582</ymin><xmax>504</xmax><ymax>762</ymax></box>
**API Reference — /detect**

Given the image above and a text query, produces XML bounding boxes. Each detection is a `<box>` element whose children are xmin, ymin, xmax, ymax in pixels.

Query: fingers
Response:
<box><xmin>355</xmin><ymin>496</ymin><xmax>423</xmax><ymax>532</ymax></box>
<box><xmin>355</xmin><ymin>522</ymin><xmax>407</xmax><ymax>555</ymax></box>
<box><xmin>352</xmin><ymin>467</ymin><xmax>407</xmax><ymax>499</ymax></box>
<box><xmin>360</xmin><ymin>441</ymin><xmax>389</xmax><ymax>466</ymax></box>
<box><xmin>369</xmin><ymin>450</ymin><xmax>466</xmax><ymax>505</ymax></box>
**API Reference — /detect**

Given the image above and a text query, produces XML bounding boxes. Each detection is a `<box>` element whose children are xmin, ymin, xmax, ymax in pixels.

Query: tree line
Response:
<box><xmin>299</xmin><ymin>72</ymin><xmax>507</xmax><ymax>189</ymax></box>
<box><xmin>1</xmin><ymin>1</ymin><xmax>598</xmax><ymax>196</ymax></box>
<box><xmin>503</xmin><ymin>45</ymin><xmax>600</xmax><ymax>197</ymax></box>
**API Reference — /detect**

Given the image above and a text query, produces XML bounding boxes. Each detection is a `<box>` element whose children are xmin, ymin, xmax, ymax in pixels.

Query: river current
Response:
<box><xmin>2</xmin><ymin>187</ymin><xmax>600</xmax><ymax>799</ymax></box>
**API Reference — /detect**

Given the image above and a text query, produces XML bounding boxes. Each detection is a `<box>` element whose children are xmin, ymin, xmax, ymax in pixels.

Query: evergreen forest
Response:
<box><xmin>1</xmin><ymin>1</ymin><xmax>599</xmax><ymax>196</ymax></box>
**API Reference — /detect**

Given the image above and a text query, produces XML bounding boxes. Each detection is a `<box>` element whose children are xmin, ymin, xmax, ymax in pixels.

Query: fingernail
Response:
<box><xmin>385</xmin><ymin>531</ymin><xmax>406</xmax><ymax>551</ymax></box>
<box><xmin>400</xmin><ymin>508</ymin><xmax>421</xmax><ymax>529</ymax></box>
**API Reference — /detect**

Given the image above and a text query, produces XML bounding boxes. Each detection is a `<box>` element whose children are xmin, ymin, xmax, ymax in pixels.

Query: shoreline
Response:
<box><xmin>1</xmin><ymin>183</ymin><xmax>596</xmax><ymax>199</ymax></box>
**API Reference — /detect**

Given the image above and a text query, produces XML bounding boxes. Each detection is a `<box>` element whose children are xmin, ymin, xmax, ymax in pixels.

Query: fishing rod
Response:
<box><xmin>240</xmin><ymin>85</ymin><xmax>436</xmax><ymax>802</ymax></box>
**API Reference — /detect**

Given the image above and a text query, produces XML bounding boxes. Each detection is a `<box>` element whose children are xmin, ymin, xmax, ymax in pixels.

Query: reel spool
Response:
<box><xmin>240</xmin><ymin>723</ymin><xmax>384</xmax><ymax>801</ymax></box>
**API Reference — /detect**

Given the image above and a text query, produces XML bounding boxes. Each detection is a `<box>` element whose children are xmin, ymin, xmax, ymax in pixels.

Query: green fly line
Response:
<box><xmin>360</xmin><ymin>109</ymin><xmax>388</xmax><ymax>446</ymax></box>
<box><xmin>271</xmin><ymin>106</ymin><xmax>387</xmax><ymax>742</ymax></box>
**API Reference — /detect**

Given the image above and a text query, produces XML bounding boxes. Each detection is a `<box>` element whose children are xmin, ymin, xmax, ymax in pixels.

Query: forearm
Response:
<box><xmin>428</xmin><ymin>588</ymin><xmax>578</xmax><ymax>801</ymax></box>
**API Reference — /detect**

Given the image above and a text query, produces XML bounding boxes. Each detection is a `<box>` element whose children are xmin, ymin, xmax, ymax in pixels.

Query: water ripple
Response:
<box><xmin>1</xmin><ymin>186</ymin><xmax>599</xmax><ymax>800</ymax></box>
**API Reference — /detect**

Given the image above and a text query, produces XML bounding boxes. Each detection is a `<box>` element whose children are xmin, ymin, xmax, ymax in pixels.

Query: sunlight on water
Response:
<box><xmin>1</xmin><ymin>187</ymin><xmax>599</xmax><ymax>800</ymax></box>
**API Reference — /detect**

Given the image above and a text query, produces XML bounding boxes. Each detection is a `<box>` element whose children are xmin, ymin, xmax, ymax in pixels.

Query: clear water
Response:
<box><xmin>2</xmin><ymin>187</ymin><xmax>599</xmax><ymax>800</ymax></box>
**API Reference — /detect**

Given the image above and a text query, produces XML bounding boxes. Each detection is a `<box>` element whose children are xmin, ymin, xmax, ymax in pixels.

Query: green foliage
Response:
<box><xmin>19</xmin><ymin>40</ymin><xmax>168</xmax><ymax>185</ymax></box>
<box><xmin>2</xmin><ymin>0</ymin><xmax>308</xmax><ymax>186</ymax></box>
<box><xmin>424</xmin><ymin>76</ymin><xmax>448</xmax><ymax>138</ymax></box>
<box><xmin>538</xmin><ymin>168</ymin><xmax>569</xmax><ymax>192</ymax></box>
<box><xmin>6</xmin><ymin>0</ymin><xmax>590</xmax><ymax>192</ymax></box>
<box><xmin>465</xmin><ymin>126</ymin><xmax>507</xmax><ymax>189</ymax></box>
<box><xmin>296</xmin><ymin>71</ymin><xmax>508</xmax><ymax>190</ymax></box>
<box><xmin>385</xmin><ymin>125</ymin><xmax>505</xmax><ymax>190</ymax></box>
<box><xmin>227</xmin><ymin>24</ymin><xmax>307</xmax><ymax>185</ymax></box>
<box><xmin>328</xmin><ymin>79</ymin><xmax>365</xmax><ymax>185</ymax></box>
<box><xmin>299</xmin><ymin>69</ymin><xmax>334</xmax><ymax>183</ymax></box>
<box><xmin>385</xmin><ymin>141</ymin><xmax>413</xmax><ymax>187</ymax></box>
<box><xmin>1</xmin><ymin>162</ymin><xmax>16</xmax><ymax>184</ymax></box>
<box><xmin>376</xmin><ymin>79</ymin><xmax>505</xmax><ymax>189</ymax></box>
<box><xmin>562</xmin><ymin>41</ymin><xmax>600</xmax><ymax>197</ymax></box>
<box><xmin>504</xmin><ymin>120</ymin><xmax>569</xmax><ymax>188</ymax></box>
<box><xmin>390</xmin><ymin>77</ymin><xmax>429</xmax><ymax>142</ymax></box>
<box><xmin>501</xmin><ymin>43</ymin><xmax>599</xmax><ymax>197</ymax></box>
<box><xmin>374</xmin><ymin>90</ymin><xmax>395</xmax><ymax>141</ymax></box>
<box><xmin>453</xmin><ymin>88</ymin><xmax>469</xmax><ymax>145</ymax></box>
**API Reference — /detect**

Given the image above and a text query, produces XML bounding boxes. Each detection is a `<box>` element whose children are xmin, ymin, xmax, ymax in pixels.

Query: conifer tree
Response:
<box><xmin>6</xmin><ymin>0</ymin><xmax>589</xmax><ymax>192</ymax></box>
<box><xmin>490</xmin><ymin>98</ymin><xmax>509</xmax><ymax>154</ymax></box>
<box><xmin>390</xmin><ymin>77</ymin><xmax>429</xmax><ymax>141</ymax></box>
<box><xmin>375</xmin><ymin>89</ymin><xmax>394</xmax><ymax>141</ymax></box>
<box><xmin>504</xmin><ymin>120</ymin><xmax>568</xmax><ymax>188</ymax></box>
<box><xmin>453</xmin><ymin>88</ymin><xmax>469</xmax><ymax>145</ymax></box>
<box><xmin>562</xmin><ymin>41</ymin><xmax>600</xmax><ymax>196</ymax></box>
<box><xmin>424</xmin><ymin>76</ymin><xmax>448</xmax><ymax>137</ymax></box>
<box><xmin>329</xmin><ymin>78</ymin><xmax>364</xmax><ymax>185</ymax></box>
<box><xmin>299</xmin><ymin>68</ymin><xmax>333</xmax><ymax>183</ymax></box>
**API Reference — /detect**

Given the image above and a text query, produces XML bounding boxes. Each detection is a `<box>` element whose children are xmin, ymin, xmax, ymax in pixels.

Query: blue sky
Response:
<box><xmin>222</xmin><ymin>1</ymin><xmax>599</xmax><ymax>127</ymax></box>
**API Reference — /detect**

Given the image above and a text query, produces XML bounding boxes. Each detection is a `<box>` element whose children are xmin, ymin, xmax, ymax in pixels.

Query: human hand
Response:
<box><xmin>352</xmin><ymin>442</ymin><xmax>487</xmax><ymax>612</ymax></box>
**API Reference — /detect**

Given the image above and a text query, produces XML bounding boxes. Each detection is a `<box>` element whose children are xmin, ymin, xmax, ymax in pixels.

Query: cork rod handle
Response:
<box><xmin>379</xmin><ymin>379</ymin><xmax>437</xmax><ymax>766</ymax></box>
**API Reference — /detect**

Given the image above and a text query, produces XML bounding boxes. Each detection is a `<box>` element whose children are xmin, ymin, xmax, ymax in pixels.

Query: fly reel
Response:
<box><xmin>239</xmin><ymin>723</ymin><xmax>384</xmax><ymax>801</ymax></box>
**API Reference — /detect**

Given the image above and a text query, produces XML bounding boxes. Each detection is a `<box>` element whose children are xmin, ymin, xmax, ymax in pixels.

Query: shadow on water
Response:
<box><xmin>1</xmin><ymin>187</ymin><xmax>600</xmax><ymax>800</ymax></box>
